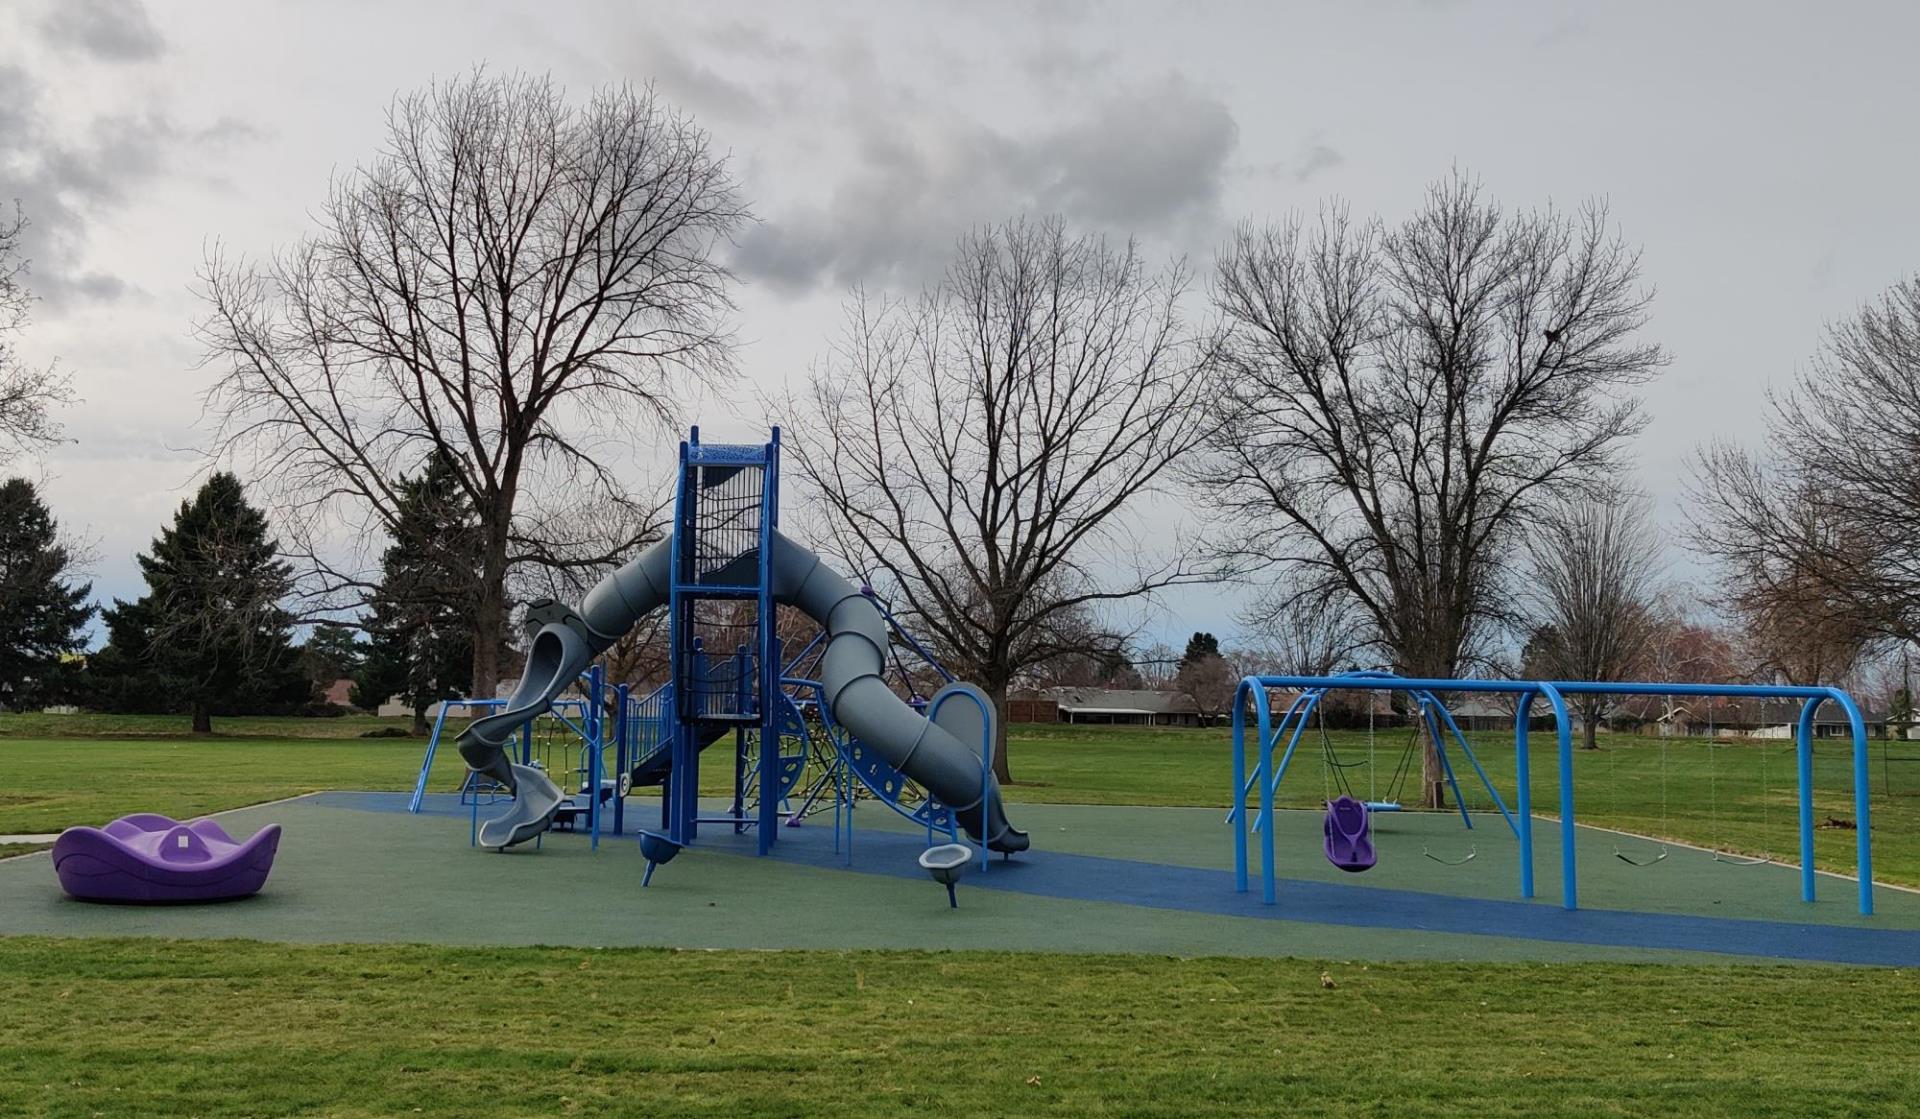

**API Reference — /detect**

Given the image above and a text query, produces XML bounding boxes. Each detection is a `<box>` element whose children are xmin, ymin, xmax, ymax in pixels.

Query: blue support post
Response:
<box><xmin>1425</xmin><ymin>697</ymin><xmax>1520</xmax><ymax>836</ymax></box>
<box><xmin>409</xmin><ymin>701</ymin><xmax>458</xmax><ymax>813</ymax></box>
<box><xmin>613</xmin><ymin>682</ymin><xmax>630</xmax><ymax>836</ymax></box>
<box><xmin>1231</xmin><ymin>680</ymin><xmax>1251</xmax><ymax>893</ymax></box>
<box><xmin>1796</xmin><ymin>699</ymin><xmax>1818</xmax><ymax>904</ymax></box>
<box><xmin>1535</xmin><ymin>682</ymin><xmax>1576</xmax><ymax>911</ymax></box>
<box><xmin>588</xmin><ymin>664</ymin><xmax>604</xmax><ymax>851</ymax></box>
<box><xmin>1514</xmin><ymin>690</ymin><xmax>1536</xmax><ymax>899</ymax></box>
<box><xmin>1416</xmin><ymin>696</ymin><xmax>1475</xmax><ymax>830</ymax></box>
<box><xmin>1255</xmin><ymin>686</ymin><xmax>1276</xmax><ymax>904</ymax></box>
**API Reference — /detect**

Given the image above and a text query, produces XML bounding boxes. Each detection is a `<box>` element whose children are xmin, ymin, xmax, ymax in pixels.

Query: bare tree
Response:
<box><xmin>1603</xmin><ymin>598</ymin><xmax>1743</xmax><ymax>730</ymax></box>
<box><xmin>1712</xmin><ymin>491</ymin><xmax>1880</xmax><ymax>686</ymax></box>
<box><xmin>198</xmin><ymin>72</ymin><xmax>747</xmax><ymax>696</ymax></box>
<box><xmin>1691</xmin><ymin>276</ymin><xmax>1920</xmax><ymax>652</ymax></box>
<box><xmin>785</xmin><ymin>217</ymin><xmax>1217</xmax><ymax>780</ymax></box>
<box><xmin>1520</xmin><ymin>491</ymin><xmax>1663</xmax><ymax>749</ymax></box>
<box><xmin>1235</xmin><ymin>570</ymin><xmax>1365</xmax><ymax>678</ymax></box>
<box><xmin>0</xmin><ymin>206</ymin><xmax>73</xmax><ymax>463</ymax></box>
<box><xmin>1023</xmin><ymin>609</ymin><xmax>1145</xmax><ymax>690</ymax></box>
<box><xmin>1192</xmin><ymin>174</ymin><xmax>1667</xmax><ymax>805</ymax></box>
<box><xmin>1174</xmin><ymin>650</ymin><xmax>1238</xmax><ymax>726</ymax></box>
<box><xmin>1134</xmin><ymin>641</ymin><xmax>1180</xmax><ymax>690</ymax></box>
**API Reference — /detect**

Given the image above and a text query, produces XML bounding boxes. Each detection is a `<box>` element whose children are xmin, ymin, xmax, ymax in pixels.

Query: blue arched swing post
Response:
<box><xmin>1230</xmin><ymin>673</ymin><xmax>1546</xmax><ymax>906</ymax></box>
<box><xmin>1545</xmin><ymin>680</ymin><xmax>1872</xmax><ymax>915</ymax></box>
<box><xmin>1230</xmin><ymin>674</ymin><xmax>1876</xmax><ymax>916</ymax></box>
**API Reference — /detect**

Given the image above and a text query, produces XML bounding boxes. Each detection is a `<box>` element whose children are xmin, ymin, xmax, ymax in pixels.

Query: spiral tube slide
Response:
<box><xmin>457</xmin><ymin>532</ymin><xmax>1027</xmax><ymax>853</ymax></box>
<box><xmin>455</xmin><ymin>539</ymin><xmax>673</xmax><ymax>848</ymax></box>
<box><xmin>769</xmin><ymin>533</ymin><xmax>1028</xmax><ymax>853</ymax></box>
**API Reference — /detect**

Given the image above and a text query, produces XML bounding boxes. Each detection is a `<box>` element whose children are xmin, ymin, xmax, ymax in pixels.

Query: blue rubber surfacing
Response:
<box><xmin>716</xmin><ymin>825</ymin><xmax>1920</xmax><ymax>967</ymax></box>
<box><xmin>320</xmin><ymin>792</ymin><xmax>1920</xmax><ymax>967</ymax></box>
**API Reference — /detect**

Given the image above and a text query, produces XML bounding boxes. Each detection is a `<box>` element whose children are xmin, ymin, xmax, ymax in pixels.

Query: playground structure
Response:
<box><xmin>1232</xmin><ymin>671</ymin><xmax>1878</xmax><ymax>915</ymax></box>
<box><xmin>413</xmin><ymin>427</ymin><xmax>1026</xmax><ymax>875</ymax></box>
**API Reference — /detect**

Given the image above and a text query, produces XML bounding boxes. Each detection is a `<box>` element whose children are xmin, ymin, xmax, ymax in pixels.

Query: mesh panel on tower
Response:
<box><xmin>691</xmin><ymin>458</ymin><xmax>764</xmax><ymax>585</ymax></box>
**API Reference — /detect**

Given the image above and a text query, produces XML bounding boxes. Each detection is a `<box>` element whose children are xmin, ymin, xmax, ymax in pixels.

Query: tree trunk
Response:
<box><xmin>191</xmin><ymin>700</ymin><xmax>212</xmax><ymax>735</ymax></box>
<box><xmin>1420</xmin><ymin>714</ymin><xmax>1446</xmax><ymax>809</ymax></box>
<box><xmin>470</xmin><ymin>510</ymin><xmax>511</xmax><ymax>700</ymax></box>
<box><xmin>983</xmin><ymin>678</ymin><xmax>1013</xmax><ymax>784</ymax></box>
<box><xmin>1581</xmin><ymin>698</ymin><xmax>1601</xmax><ymax>751</ymax></box>
<box><xmin>412</xmin><ymin>703</ymin><xmax>430</xmax><ymax>736</ymax></box>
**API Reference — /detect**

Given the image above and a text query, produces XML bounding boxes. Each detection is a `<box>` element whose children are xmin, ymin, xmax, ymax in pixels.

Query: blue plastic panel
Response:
<box><xmin>687</xmin><ymin>443</ymin><xmax>769</xmax><ymax>465</ymax></box>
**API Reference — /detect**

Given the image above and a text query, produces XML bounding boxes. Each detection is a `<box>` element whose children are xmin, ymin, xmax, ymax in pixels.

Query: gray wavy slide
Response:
<box><xmin>457</xmin><ymin>533</ymin><xmax>1029</xmax><ymax>854</ymax></box>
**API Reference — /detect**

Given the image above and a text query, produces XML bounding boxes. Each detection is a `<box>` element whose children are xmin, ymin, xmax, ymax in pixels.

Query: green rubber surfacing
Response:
<box><xmin>5</xmin><ymin>793</ymin><xmax>1917</xmax><ymax>965</ymax></box>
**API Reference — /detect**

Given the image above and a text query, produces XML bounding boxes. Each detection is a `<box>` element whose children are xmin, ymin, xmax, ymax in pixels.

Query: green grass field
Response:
<box><xmin>4</xmin><ymin>712</ymin><xmax>1916</xmax><ymax>883</ymax></box>
<box><xmin>2</xmin><ymin>938</ymin><xmax>1916</xmax><ymax>1118</ymax></box>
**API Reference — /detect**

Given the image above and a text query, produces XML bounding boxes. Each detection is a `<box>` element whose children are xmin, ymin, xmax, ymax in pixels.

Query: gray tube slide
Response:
<box><xmin>457</xmin><ymin>539</ymin><xmax>674</xmax><ymax>848</ymax></box>
<box><xmin>459</xmin><ymin>532</ymin><xmax>1028</xmax><ymax>854</ymax></box>
<box><xmin>768</xmin><ymin>534</ymin><xmax>1028</xmax><ymax>853</ymax></box>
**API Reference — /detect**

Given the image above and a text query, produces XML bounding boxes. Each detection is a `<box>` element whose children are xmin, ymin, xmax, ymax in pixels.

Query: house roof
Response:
<box><xmin>1047</xmin><ymin>687</ymin><xmax>1198</xmax><ymax>716</ymax></box>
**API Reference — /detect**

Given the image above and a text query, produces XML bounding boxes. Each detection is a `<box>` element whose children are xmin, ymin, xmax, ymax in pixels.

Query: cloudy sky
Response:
<box><xmin>4</xmin><ymin>0</ymin><xmax>1917</xmax><ymax>649</ymax></box>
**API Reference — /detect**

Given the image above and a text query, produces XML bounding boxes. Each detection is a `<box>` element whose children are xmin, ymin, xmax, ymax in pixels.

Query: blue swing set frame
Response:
<box><xmin>1230</xmin><ymin>671</ymin><xmax>1877</xmax><ymax>916</ymax></box>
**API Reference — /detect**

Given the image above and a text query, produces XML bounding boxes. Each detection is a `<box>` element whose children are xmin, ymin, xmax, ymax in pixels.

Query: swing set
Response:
<box><xmin>1232</xmin><ymin>671</ymin><xmax>1516</xmax><ymax>869</ymax></box>
<box><xmin>1230</xmin><ymin>672</ymin><xmax>1880</xmax><ymax>916</ymax></box>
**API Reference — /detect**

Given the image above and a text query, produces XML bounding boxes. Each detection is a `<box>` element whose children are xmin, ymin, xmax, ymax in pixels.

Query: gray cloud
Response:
<box><xmin>734</xmin><ymin>76</ymin><xmax>1237</xmax><ymax>294</ymax></box>
<box><xmin>631</xmin><ymin>36</ymin><xmax>773</xmax><ymax>124</ymax></box>
<box><xmin>699</xmin><ymin>21</ymin><xmax>804</xmax><ymax>63</ymax></box>
<box><xmin>36</xmin><ymin>0</ymin><xmax>165</xmax><ymax>62</ymax></box>
<box><xmin>1294</xmin><ymin>142</ymin><xmax>1344</xmax><ymax>183</ymax></box>
<box><xmin>0</xmin><ymin>54</ymin><xmax>258</xmax><ymax>306</ymax></box>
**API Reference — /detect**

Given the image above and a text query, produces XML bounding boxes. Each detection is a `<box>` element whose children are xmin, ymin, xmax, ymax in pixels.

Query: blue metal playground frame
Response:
<box><xmin>1231</xmin><ymin>672</ymin><xmax>1876</xmax><ymax>915</ymax></box>
<box><xmin>406</xmin><ymin>425</ymin><xmax>999</xmax><ymax>874</ymax></box>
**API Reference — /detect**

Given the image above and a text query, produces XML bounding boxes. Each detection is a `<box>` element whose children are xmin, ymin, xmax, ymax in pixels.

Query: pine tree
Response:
<box><xmin>1179</xmin><ymin>631</ymin><xmax>1220</xmax><ymax>670</ymax></box>
<box><xmin>300</xmin><ymin>621</ymin><xmax>365</xmax><ymax>705</ymax></box>
<box><xmin>91</xmin><ymin>473</ymin><xmax>310</xmax><ymax>731</ymax></box>
<box><xmin>0</xmin><ymin>478</ymin><xmax>93</xmax><ymax>711</ymax></box>
<box><xmin>352</xmin><ymin>452</ymin><xmax>479</xmax><ymax>732</ymax></box>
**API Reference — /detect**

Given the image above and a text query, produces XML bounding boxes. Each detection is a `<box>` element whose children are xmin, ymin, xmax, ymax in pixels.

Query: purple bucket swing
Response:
<box><xmin>1322</xmin><ymin>795</ymin><xmax>1377</xmax><ymax>872</ymax></box>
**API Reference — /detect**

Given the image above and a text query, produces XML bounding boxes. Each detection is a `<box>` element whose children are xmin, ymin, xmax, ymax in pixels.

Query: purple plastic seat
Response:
<box><xmin>1323</xmin><ymin>796</ymin><xmax>1376</xmax><ymax>873</ymax></box>
<box><xmin>52</xmin><ymin>814</ymin><xmax>281</xmax><ymax>904</ymax></box>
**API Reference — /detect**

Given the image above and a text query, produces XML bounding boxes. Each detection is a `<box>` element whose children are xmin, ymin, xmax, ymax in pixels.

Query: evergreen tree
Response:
<box><xmin>91</xmin><ymin>473</ymin><xmax>310</xmax><ymax>731</ymax></box>
<box><xmin>0</xmin><ymin>478</ymin><xmax>93</xmax><ymax>711</ymax></box>
<box><xmin>1179</xmin><ymin>631</ymin><xmax>1220</xmax><ymax>670</ymax></box>
<box><xmin>300</xmin><ymin>621</ymin><xmax>365</xmax><ymax>703</ymax></box>
<box><xmin>352</xmin><ymin>452</ymin><xmax>479</xmax><ymax>732</ymax></box>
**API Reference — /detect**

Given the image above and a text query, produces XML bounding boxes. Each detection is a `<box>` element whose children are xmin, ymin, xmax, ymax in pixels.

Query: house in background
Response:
<box><xmin>1015</xmin><ymin>687</ymin><xmax>1207</xmax><ymax>728</ymax></box>
<box><xmin>1645</xmin><ymin>699</ymin><xmax>1893</xmax><ymax>740</ymax></box>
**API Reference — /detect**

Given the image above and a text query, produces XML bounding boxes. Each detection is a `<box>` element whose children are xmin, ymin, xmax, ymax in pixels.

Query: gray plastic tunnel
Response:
<box><xmin>457</xmin><ymin>532</ymin><xmax>1028</xmax><ymax>853</ymax></box>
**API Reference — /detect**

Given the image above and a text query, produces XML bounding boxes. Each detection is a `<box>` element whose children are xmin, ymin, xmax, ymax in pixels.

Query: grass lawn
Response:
<box><xmin>1</xmin><ymin>938</ymin><xmax>1916</xmax><ymax>1118</ymax></box>
<box><xmin>4</xmin><ymin>711</ymin><xmax>1918</xmax><ymax>884</ymax></box>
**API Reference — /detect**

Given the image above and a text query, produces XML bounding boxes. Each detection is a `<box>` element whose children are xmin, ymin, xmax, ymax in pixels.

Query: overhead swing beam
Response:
<box><xmin>1230</xmin><ymin>673</ymin><xmax>1875</xmax><ymax>916</ymax></box>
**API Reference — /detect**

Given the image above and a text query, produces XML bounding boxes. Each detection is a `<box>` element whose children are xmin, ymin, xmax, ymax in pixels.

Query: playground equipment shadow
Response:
<box><xmin>2</xmin><ymin>793</ymin><xmax>1916</xmax><ymax>966</ymax></box>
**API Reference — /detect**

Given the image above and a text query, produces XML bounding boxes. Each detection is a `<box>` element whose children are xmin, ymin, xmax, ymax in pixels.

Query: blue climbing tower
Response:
<box><xmin>664</xmin><ymin>426</ymin><xmax>783</xmax><ymax>853</ymax></box>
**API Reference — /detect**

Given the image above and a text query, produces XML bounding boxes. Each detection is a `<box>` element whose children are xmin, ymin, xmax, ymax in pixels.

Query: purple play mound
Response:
<box><xmin>52</xmin><ymin>814</ymin><xmax>281</xmax><ymax>904</ymax></box>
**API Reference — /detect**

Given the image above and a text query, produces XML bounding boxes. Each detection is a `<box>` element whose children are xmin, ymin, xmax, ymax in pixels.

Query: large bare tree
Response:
<box><xmin>199</xmin><ymin>72</ymin><xmax>746</xmax><ymax>696</ymax></box>
<box><xmin>0</xmin><ymin>206</ymin><xmax>73</xmax><ymax>464</ymax></box>
<box><xmin>1193</xmin><ymin>175</ymin><xmax>1667</xmax><ymax>806</ymax></box>
<box><xmin>1693</xmin><ymin>480</ymin><xmax>1881</xmax><ymax>685</ymax></box>
<box><xmin>1521</xmin><ymin>491</ymin><xmax>1664</xmax><ymax>749</ymax></box>
<box><xmin>1234</xmin><ymin>570</ymin><xmax>1364</xmax><ymax>678</ymax></box>
<box><xmin>785</xmin><ymin>217</ymin><xmax>1216</xmax><ymax>779</ymax></box>
<box><xmin>1691</xmin><ymin>276</ymin><xmax>1920</xmax><ymax>653</ymax></box>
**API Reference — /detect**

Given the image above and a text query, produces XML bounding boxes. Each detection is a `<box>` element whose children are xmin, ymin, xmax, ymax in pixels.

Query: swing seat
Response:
<box><xmin>1363</xmin><ymin>800</ymin><xmax>1402</xmax><ymax>813</ymax></box>
<box><xmin>1323</xmin><ymin>796</ymin><xmax>1376</xmax><ymax>873</ymax></box>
